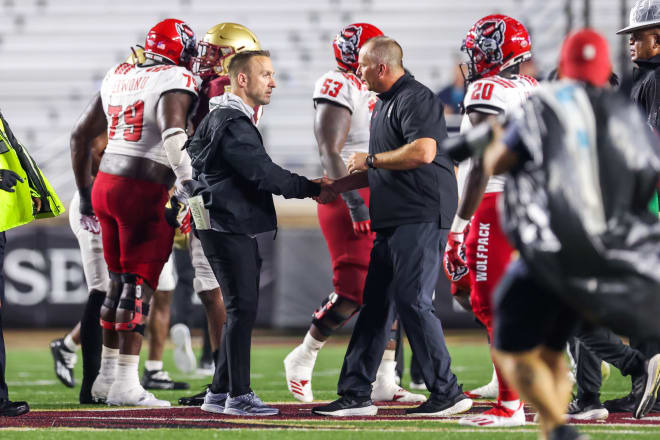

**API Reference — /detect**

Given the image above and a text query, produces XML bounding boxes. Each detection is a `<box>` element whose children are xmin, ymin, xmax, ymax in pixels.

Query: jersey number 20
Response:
<box><xmin>108</xmin><ymin>101</ymin><xmax>144</xmax><ymax>142</ymax></box>
<box><xmin>471</xmin><ymin>83</ymin><xmax>494</xmax><ymax>101</ymax></box>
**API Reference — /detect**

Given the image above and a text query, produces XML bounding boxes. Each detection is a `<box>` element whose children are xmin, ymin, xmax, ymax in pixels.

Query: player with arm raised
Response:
<box><xmin>442</xmin><ymin>15</ymin><xmax>538</xmax><ymax>427</ymax></box>
<box><xmin>283</xmin><ymin>23</ymin><xmax>425</xmax><ymax>404</ymax></box>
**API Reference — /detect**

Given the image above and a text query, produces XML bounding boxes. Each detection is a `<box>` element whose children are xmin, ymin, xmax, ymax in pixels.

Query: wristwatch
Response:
<box><xmin>365</xmin><ymin>154</ymin><xmax>376</xmax><ymax>169</ymax></box>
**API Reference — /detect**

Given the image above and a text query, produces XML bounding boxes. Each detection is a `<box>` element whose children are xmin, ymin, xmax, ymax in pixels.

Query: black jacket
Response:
<box><xmin>187</xmin><ymin>107</ymin><xmax>320</xmax><ymax>234</ymax></box>
<box><xmin>632</xmin><ymin>54</ymin><xmax>660</xmax><ymax>131</ymax></box>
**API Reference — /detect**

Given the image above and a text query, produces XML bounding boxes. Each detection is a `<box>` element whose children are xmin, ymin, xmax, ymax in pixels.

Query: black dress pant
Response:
<box><xmin>197</xmin><ymin>230</ymin><xmax>261</xmax><ymax>397</ymax></box>
<box><xmin>572</xmin><ymin>323</ymin><xmax>646</xmax><ymax>400</ymax></box>
<box><xmin>0</xmin><ymin>232</ymin><xmax>8</xmax><ymax>402</ymax></box>
<box><xmin>337</xmin><ymin>223</ymin><xmax>460</xmax><ymax>400</ymax></box>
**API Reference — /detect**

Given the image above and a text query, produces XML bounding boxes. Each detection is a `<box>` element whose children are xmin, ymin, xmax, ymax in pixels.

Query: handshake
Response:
<box><xmin>311</xmin><ymin>176</ymin><xmax>338</xmax><ymax>204</ymax></box>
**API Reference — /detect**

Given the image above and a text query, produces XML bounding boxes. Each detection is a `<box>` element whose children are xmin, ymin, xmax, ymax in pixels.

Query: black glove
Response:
<box><xmin>78</xmin><ymin>185</ymin><xmax>95</xmax><ymax>216</ymax></box>
<box><xmin>164</xmin><ymin>195</ymin><xmax>186</xmax><ymax>228</ymax></box>
<box><xmin>0</xmin><ymin>169</ymin><xmax>23</xmax><ymax>192</ymax></box>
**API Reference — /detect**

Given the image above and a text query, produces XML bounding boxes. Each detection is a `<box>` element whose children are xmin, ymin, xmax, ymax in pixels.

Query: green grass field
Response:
<box><xmin>2</xmin><ymin>333</ymin><xmax>660</xmax><ymax>439</ymax></box>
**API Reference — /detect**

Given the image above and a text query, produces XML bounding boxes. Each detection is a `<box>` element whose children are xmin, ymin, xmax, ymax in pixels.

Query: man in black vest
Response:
<box><xmin>187</xmin><ymin>50</ymin><xmax>335</xmax><ymax>416</ymax></box>
<box><xmin>312</xmin><ymin>36</ymin><xmax>470</xmax><ymax>417</ymax></box>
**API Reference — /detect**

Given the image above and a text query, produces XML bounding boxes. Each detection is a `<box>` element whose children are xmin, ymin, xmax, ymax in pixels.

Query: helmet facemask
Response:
<box><xmin>192</xmin><ymin>42</ymin><xmax>236</xmax><ymax>79</ymax></box>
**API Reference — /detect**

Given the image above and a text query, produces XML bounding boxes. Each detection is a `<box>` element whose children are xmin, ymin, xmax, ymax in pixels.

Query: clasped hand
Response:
<box><xmin>347</xmin><ymin>152</ymin><xmax>368</xmax><ymax>174</ymax></box>
<box><xmin>312</xmin><ymin>176</ymin><xmax>338</xmax><ymax>204</ymax></box>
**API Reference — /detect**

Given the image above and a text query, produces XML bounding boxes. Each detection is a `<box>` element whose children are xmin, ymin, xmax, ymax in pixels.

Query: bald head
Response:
<box><xmin>362</xmin><ymin>36</ymin><xmax>404</xmax><ymax>70</ymax></box>
<box><xmin>357</xmin><ymin>36</ymin><xmax>405</xmax><ymax>93</ymax></box>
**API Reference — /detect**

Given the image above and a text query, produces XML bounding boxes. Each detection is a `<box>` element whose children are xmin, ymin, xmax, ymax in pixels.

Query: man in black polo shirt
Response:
<box><xmin>312</xmin><ymin>36</ymin><xmax>471</xmax><ymax>417</ymax></box>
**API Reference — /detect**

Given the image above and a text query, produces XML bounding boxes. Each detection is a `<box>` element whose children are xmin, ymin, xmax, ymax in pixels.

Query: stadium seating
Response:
<box><xmin>0</xmin><ymin>0</ymin><xmax>626</xmax><ymax>201</ymax></box>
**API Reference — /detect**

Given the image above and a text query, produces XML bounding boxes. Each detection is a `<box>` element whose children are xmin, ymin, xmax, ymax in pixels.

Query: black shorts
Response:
<box><xmin>493</xmin><ymin>259</ymin><xmax>579</xmax><ymax>353</ymax></box>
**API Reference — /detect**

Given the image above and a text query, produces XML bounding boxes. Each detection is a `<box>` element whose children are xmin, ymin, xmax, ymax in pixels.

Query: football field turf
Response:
<box><xmin>1</xmin><ymin>331</ymin><xmax>659</xmax><ymax>439</ymax></box>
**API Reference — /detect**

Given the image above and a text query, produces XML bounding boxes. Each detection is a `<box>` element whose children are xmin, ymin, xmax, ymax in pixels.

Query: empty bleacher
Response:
<box><xmin>0</xmin><ymin>0</ymin><xmax>627</xmax><ymax>202</ymax></box>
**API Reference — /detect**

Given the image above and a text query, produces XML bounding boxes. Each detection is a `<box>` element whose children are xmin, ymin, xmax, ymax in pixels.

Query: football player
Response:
<box><xmin>177</xmin><ymin>22</ymin><xmax>261</xmax><ymax>409</ymax></box>
<box><xmin>61</xmin><ymin>47</ymin><xmax>189</xmax><ymax>402</ymax></box>
<box><xmin>442</xmin><ymin>14</ymin><xmax>538</xmax><ymax>427</ymax></box>
<box><xmin>283</xmin><ymin>23</ymin><xmax>425</xmax><ymax>404</ymax></box>
<box><xmin>71</xmin><ymin>18</ymin><xmax>199</xmax><ymax>406</ymax></box>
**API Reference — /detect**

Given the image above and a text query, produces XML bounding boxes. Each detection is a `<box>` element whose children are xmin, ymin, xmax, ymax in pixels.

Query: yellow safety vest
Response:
<box><xmin>0</xmin><ymin>114</ymin><xmax>64</xmax><ymax>232</ymax></box>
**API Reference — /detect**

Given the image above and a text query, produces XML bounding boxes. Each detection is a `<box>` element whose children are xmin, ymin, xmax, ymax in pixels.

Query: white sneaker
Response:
<box><xmin>459</xmin><ymin>402</ymin><xmax>526</xmax><ymax>427</ymax></box>
<box><xmin>106</xmin><ymin>382</ymin><xmax>171</xmax><ymax>407</ymax></box>
<box><xmin>465</xmin><ymin>369</ymin><xmax>499</xmax><ymax>399</ymax></box>
<box><xmin>283</xmin><ymin>344</ymin><xmax>315</xmax><ymax>402</ymax></box>
<box><xmin>170</xmin><ymin>324</ymin><xmax>196</xmax><ymax>374</ymax></box>
<box><xmin>90</xmin><ymin>373</ymin><xmax>115</xmax><ymax>403</ymax></box>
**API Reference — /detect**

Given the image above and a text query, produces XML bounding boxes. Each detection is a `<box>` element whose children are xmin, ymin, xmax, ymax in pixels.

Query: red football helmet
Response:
<box><xmin>144</xmin><ymin>18</ymin><xmax>197</xmax><ymax>68</ymax></box>
<box><xmin>333</xmin><ymin>23</ymin><xmax>384</xmax><ymax>73</ymax></box>
<box><xmin>461</xmin><ymin>14</ymin><xmax>531</xmax><ymax>82</ymax></box>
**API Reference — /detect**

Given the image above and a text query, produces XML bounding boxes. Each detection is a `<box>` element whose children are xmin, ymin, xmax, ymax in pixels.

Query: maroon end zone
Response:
<box><xmin>1</xmin><ymin>403</ymin><xmax>659</xmax><ymax>429</ymax></box>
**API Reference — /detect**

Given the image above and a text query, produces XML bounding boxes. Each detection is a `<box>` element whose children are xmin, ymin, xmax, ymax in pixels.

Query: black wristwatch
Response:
<box><xmin>365</xmin><ymin>154</ymin><xmax>376</xmax><ymax>169</ymax></box>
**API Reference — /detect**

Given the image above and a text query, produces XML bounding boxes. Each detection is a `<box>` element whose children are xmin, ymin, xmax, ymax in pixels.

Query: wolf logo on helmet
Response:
<box><xmin>474</xmin><ymin>20</ymin><xmax>506</xmax><ymax>65</ymax></box>
<box><xmin>333</xmin><ymin>23</ymin><xmax>383</xmax><ymax>73</ymax></box>
<box><xmin>461</xmin><ymin>14</ymin><xmax>531</xmax><ymax>83</ymax></box>
<box><xmin>337</xmin><ymin>25</ymin><xmax>362</xmax><ymax>67</ymax></box>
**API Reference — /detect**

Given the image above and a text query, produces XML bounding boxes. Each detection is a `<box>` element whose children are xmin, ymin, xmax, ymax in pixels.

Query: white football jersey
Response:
<box><xmin>457</xmin><ymin>74</ymin><xmax>538</xmax><ymax>195</ymax></box>
<box><xmin>100</xmin><ymin>62</ymin><xmax>198</xmax><ymax>167</ymax></box>
<box><xmin>313</xmin><ymin>70</ymin><xmax>377</xmax><ymax>166</ymax></box>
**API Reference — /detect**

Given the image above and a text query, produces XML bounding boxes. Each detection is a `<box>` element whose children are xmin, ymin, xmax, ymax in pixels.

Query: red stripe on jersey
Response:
<box><xmin>520</xmin><ymin>75</ymin><xmax>539</xmax><ymax>87</ymax></box>
<box><xmin>487</xmin><ymin>77</ymin><xmax>515</xmax><ymax>88</ymax></box>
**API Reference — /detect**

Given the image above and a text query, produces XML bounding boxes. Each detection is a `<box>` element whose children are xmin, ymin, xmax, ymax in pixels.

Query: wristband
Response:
<box><xmin>450</xmin><ymin>216</ymin><xmax>470</xmax><ymax>233</ymax></box>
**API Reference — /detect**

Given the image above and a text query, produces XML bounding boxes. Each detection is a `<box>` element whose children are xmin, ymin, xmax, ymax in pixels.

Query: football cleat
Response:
<box><xmin>284</xmin><ymin>344</ymin><xmax>316</xmax><ymax>402</ymax></box>
<box><xmin>106</xmin><ymin>383</ymin><xmax>170</xmax><ymax>407</ymax></box>
<box><xmin>179</xmin><ymin>386</ymin><xmax>209</xmax><ymax>406</ymax></box>
<box><xmin>409</xmin><ymin>380</ymin><xmax>428</xmax><ymax>391</ymax></box>
<box><xmin>141</xmin><ymin>369</ymin><xmax>189</xmax><ymax>390</ymax></box>
<box><xmin>372</xmin><ymin>361</ymin><xmax>426</xmax><ymax>403</ymax></box>
<box><xmin>634</xmin><ymin>353</ymin><xmax>660</xmax><ymax>419</ymax></box>
<box><xmin>170</xmin><ymin>323</ymin><xmax>197</xmax><ymax>374</ymax></box>
<box><xmin>49</xmin><ymin>338</ymin><xmax>77</xmax><ymax>388</ymax></box>
<box><xmin>465</xmin><ymin>369</ymin><xmax>499</xmax><ymax>399</ymax></box>
<box><xmin>459</xmin><ymin>401</ymin><xmax>526</xmax><ymax>427</ymax></box>
<box><xmin>90</xmin><ymin>373</ymin><xmax>115</xmax><ymax>403</ymax></box>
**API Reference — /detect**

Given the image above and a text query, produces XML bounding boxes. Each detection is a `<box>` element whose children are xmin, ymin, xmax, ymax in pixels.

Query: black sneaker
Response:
<box><xmin>0</xmin><ymin>400</ymin><xmax>29</xmax><ymax>417</ymax></box>
<box><xmin>405</xmin><ymin>392</ymin><xmax>472</xmax><ymax>417</ymax></box>
<box><xmin>312</xmin><ymin>395</ymin><xmax>377</xmax><ymax>417</ymax></box>
<box><xmin>179</xmin><ymin>385</ymin><xmax>210</xmax><ymax>406</ymax></box>
<box><xmin>566</xmin><ymin>398</ymin><xmax>608</xmax><ymax>420</ymax></box>
<box><xmin>140</xmin><ymin>369</ymin><xmax>190</xmax><ymax>390</ymax></box>
<box><xmin>634</xmin><ymin>354</ymin><xmax>660</xmax><ymax>419</ymax></box>
<box><xmin>603</xmin><ymin>392</ymin><xmax>635</xmax><ymax>413</ymax></box>
<box><xmin>49</xmin><ymin>338</ymin><xmax>76</xmax><ymax>388</ymax></box>
<box><xmin>549</xmin><ymin>425</ymin><xmax>590</xmax><ymax>440</ymax></box>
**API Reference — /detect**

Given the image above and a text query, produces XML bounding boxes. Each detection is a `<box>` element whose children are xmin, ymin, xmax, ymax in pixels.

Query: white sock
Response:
<box><xmin>99</xmin><ymin>346</ymin><xmax>119</xmax><ymax>381</ymax></box>
<box><xmin>302</xmin><ymin>331</ymin><xmax>325</xmax><ymax>355</ymax></box>
<box><xmin>116</xmin><ymin>354</ymin><xmax>140</xmax><ymax>388</ymax></box>
<box><xmin>63</xmin><ymin>334</ymin><xmax>79</xmax><ymax>352</ymax></box>
<box><xmin>145</xmin><ymin>360</ymin><xmax>163</xmax><ymax>372</ymax></box>
<box><xmin>376</xmin><ymin>350</ymin><xmax>397</xmax><ymax>382</ymax></box>
<box><xmin>502</xmin><ymin>399</ymin><xmax>521</xmax><ymax>411</ymax></box>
